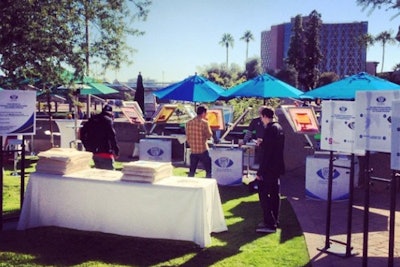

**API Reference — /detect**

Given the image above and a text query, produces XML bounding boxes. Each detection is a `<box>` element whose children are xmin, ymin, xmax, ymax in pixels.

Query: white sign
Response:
<box><xmin>355</xmin><ymin>90</ymin><xmax>400</xmax><ymax>153</ymax></box>
<box><xmin>391</xmin><ymin>100</ymin><xmax>400</xmax><ymax>170</ymax></box>
<box><xmin>305</xmin><ymin>156</ymin><xmax>359</xmax><ymax>201</ymax></box>
<box><xmin>139</xmin><ymin>138</ymin><xmax>171</xmax><ymax>162</ymax></box>
<box><xmin>0</xmin><ymin>90</ymin><xmax>36</xmax><ymax>135</ymax></box>
<box><xmin>210</xmin><ymin>148</ymin><xmax>243</xmax><ymax>185</ymax></box>
<box><xmin>320</xmin><ymin>100</ymin><xmax>364</xmax><ymax>155</ymax></box>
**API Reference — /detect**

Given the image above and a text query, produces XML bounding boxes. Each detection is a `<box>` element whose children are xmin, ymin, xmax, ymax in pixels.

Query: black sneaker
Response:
<box><xmin>256</xmin><ymin>227</ymin><xmax>276</xmax><ymax>233</ymax></box>
<box><xmin>248</xmin><ymin>181</ymin><xmax>258</xmax><ymax>193</ymax></box>
<box><xmin>258</xmin><ymin>221</ymin><xmax>279</xmax><ymax>228</ymax></box>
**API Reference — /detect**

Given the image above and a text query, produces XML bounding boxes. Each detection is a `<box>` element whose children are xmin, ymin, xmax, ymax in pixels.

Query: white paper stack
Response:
<box><xmin>36</xmin><ymin>148</ymin><xmax>93</xmax><ymax>175</ymax></box>
<box><xmin>121</xmin><ymin>160</ymin><xmax>173</xmax><ymax>183</ymax></box>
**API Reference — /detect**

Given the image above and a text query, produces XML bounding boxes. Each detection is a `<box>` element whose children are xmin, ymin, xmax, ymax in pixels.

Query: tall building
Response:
<box><xmin>261</xmin><ymin>18</ymin><xmax>369</xmax><ymax>77</ymax></box>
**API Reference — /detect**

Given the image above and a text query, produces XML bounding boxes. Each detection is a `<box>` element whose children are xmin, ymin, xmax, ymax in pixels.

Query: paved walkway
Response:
<box><xmin>281</xmin><ymin>172</ymin><xmax>400</xmax><ymax>267</ymax></box>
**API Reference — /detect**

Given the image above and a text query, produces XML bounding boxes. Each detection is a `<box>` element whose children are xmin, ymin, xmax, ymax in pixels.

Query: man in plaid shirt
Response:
<box><xmin>186</xmin><ymin>105</ymin><xmax>213</xmax><ymax>178</ymax></box>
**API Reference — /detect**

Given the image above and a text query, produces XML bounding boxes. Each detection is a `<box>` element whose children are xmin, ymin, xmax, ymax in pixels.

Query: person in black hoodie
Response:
<box><xmin>80</xmin><ymin>104</ymin><xmax>120</xmax><ymax>170</ymax></box>
<box><xmin>255</xmin><ymin>107</ymin><xmax>285</xmax><ymax>233</ymax></box>
<box><xmin>242</xmin><ymin>105</ymin><xmax>267</xmax><ymax>192</ymax></box>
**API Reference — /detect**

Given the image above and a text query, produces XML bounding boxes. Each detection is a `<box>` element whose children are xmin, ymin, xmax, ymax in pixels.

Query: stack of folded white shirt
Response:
<box><xmin>36</xmin><ymin>148</ymin><xmax>93</xmax><ymax>175</ymax></box>
<box><xmin>121</xmin><ymin>160</ymin><xmax>173</xmax><ymax>183</ymax></box>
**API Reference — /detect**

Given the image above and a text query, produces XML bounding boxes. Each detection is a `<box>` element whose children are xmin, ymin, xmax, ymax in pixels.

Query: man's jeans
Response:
<box><xmin>188</xmin><ymin>150</ymin><xmax>212</xmax><ymax>178</ymax></box>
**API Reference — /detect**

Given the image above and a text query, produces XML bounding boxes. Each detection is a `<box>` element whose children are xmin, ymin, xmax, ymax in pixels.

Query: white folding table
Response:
<box><xmin>17</xmin><ymin>169</ymin><xmax>227</xmax><ymax>247</ymax></box>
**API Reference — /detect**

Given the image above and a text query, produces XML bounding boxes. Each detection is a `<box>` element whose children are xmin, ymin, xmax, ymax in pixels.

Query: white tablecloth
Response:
<box><xmin>17</xmin><ymin>169</ymin><xmax>228</xmax><ymax>247</ymax></box>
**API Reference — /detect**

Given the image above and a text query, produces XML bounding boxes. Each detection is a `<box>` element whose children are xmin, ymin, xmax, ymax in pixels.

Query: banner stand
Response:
<box><xmin>361</xmin><ymin>151</ymin><xmax>372</xmax><ymax>267</ymax></box>
<box><xmin>388</xmin><ymin>170</ymin><xmax>398</xmax><ymax>267</ymax></box>
<box><xmin>360</xmin><ymin>152</ymin><xmax>398</xmax><ymax>267</ymax></box>
<box><xmin>0</xmin><ymin>136</ymin><xmax>27</xmax><ymax>231</ymax></box>
<box><xmin>0</xmin><ymin>91</ymin><xmax>35</xmax><ymax>231</ymax></box>
<box><xmin>318</xmin><ymin>151</ymin><xmax>358</xmax><ymax>257</ymax></box>
<box><xmin>0</xmin><ymin>136</ymin><xmax>3</xmax><ymax>231</ymax></box>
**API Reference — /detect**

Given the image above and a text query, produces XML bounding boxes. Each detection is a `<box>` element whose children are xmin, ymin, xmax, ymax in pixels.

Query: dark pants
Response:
<box><xmin>189</xmin><ymin>150</ymin><xmax>212</xmax><ymax>178</ymax></box>
<box><xmin>93</xmin><ymin>155</ymin><xmax>114</xmax><ymax>170</ymax></box>
<box><xmin>249</xmin><ymin>147</ymin><xmax>263</xmax><ymax>191</ymax></box>
<box><xmin>258</xmin><ymin>176</ymin><xmax>280</xmax><ymax>227</ymax></box>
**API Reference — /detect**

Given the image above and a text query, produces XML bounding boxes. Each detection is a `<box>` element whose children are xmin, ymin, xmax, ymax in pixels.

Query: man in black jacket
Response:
<box><xmin>243</xmin><ymin>105</ymin><xmax>267</xmax><ymax>192</ymax></box>
<box><xmin>80</xmin><ymin>104</ymin><xmax>120</xmax><ymax>170</ymax></box>
<box><xmin>255</xmin><ymin>107</ymin><xmax>285</xmax><ymax>233</ymax></box>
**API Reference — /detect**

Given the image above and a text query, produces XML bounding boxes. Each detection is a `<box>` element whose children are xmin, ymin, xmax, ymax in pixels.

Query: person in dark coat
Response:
<box><xmin>80</xmin><ymin>104</ymin><xmax>119</xmax><ymax>170</ymax></box>
<box><xmin>255</xmin><ymin>107</ymin><xmax>285</xmax><ymax>233</ymax></box>
<box><xmin>243</xmin><ymin>105</ymin><xmax>267</xmax><ymax>192</ymax></box>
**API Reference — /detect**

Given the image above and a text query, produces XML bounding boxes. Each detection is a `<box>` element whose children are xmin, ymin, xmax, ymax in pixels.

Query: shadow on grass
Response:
<box><xmin>0</xmin><ymin>183</ymin><xmax>309</xmax><ymax>266</ymax></box>
<box><xmin>180</xmin><ymin>185</ymin><xmax>309</xmax><ymax>266</ymax></box>
<box><xmin>0</xmin><ymin>227</ymin><xmax>201</xmax><ymax>266</ymax></box>
<box><xmin>2</xmin><ymin>156</ymin><xmax>38</xmax><ymax>175</ymax></box>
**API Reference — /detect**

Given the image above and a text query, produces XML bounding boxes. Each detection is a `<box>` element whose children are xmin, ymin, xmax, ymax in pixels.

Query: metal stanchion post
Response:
<box><xmin>388</xmin><ymin>171</ymin><xmax>398</xmax><ymax>267</ymax></box>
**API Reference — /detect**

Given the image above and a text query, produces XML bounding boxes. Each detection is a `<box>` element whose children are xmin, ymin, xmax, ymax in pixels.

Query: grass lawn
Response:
<box><xmin>0</xmin><ymin>158</ymin><xmax>311</xmax><ymax>267</ymax></box>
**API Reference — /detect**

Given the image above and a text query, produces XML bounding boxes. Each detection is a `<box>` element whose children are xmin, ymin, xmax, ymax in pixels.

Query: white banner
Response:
<box><xmin>0</xmin><ymin>90</ymin><xmax>36</xmax><ymax>135</ymax></box>
<box><xmin>320</xmin><ymin>100</ymin><xmax>364</xmax><ymax>155</ymax></box>
<box><xmin>391</xmin><ymin>100</ymin><xmax>400</xmax><ymax>170</ymax></box>
<box><xmin>355</xmin><ymin>90</ymin><xmax>400</xmax><ymax>153</ymax></box>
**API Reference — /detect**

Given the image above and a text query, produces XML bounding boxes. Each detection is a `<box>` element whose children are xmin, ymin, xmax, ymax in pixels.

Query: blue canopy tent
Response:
<box><xmin>221</xmin><ymin>73</ymin><xmax>303</xmax><ymax>100</ymax></box>
<box><xmin>58</xmin><ymin>72</ymin><xmax>118</xmax><ymax>117</ymax></box>
<box><xmin>153</xmin><ymin>74</ymin><xmax>225</xmax><ymax>103</ymax></box>
<box><xmin>301</xmin><ymin>72</ymin><xmax>400</xmax><ymax>100</ymax></box>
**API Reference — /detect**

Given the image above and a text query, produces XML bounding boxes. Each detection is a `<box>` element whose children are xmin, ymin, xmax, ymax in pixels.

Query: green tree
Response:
<box><xmin>240</xmin><ymin>30</ymin><xmax>254</xmax><ymax>62</ymax></box>
<box><xmin>358</xmin><ymin>1</ymin><xmax>400</xmax><ymax>71</ymax></box>
<box><xmin>357</xmin><ymin>0</ymin><xmax>399</xmax><ymax>13</ymax></box>
<box><xmin>219</xmin><ymin>33</ymin><xmax>235</xmax><ymax>69</ymax></box>
<box><xmin>200</xmin><ymin>62</ymin><xmax>244</xmax><ymax>88</ymax></box>
<box><xmin>286</xmin><ymin>15</ymin><xmax>305</xmax><ymax>89</ymax></box>
<box><xmin>390</xmin><ymin>64</ymin><xmax>400</xmax><ymax>84</ymax></box>
<box><xmin>0</xmin><ymin>0</ymin><xmax>151</xmax><ymax>89</ymax></box>
<box><xmin>303</xmin><ymin>10</ymin><xmax>323</xmax><ymax>90</ymax></box>
<box><xmin>317</xmin><ymin>72</ymin><xmax>340</xmax><ymax>87</ymax></box>
<box><xmin>0</xmin><ymin>1</ymin><xmax>74</xmax><ymax>88</ymax></box>
<box><xmin>244</xmin><ymin>57</ymin><xmax>262</xmax><ymax>80</ymax></box>
<box><xmin>274</xmin><ymin>66</ymin><xmax>298</xmax><ymax>88</ymax></box>
<box><xmin>356</xmin><ymin>33</ymin><xmax>375</xmax><ymax>48</ymax></box>
<box><xmin>375</xmin><ymin>31</ymin><xmax>396</xmax><ymax>72</ymax></box>
<box><xmin>286</xmin><ymin>15</ymin><xmax>305</xmax><ymax>70</ymax></box>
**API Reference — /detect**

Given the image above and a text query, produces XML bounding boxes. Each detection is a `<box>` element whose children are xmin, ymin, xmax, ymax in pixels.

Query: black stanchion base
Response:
<box><xmin>317</xmin><ymin>239</ymin><xmax>358</xmax><ymax>258</ymax></box>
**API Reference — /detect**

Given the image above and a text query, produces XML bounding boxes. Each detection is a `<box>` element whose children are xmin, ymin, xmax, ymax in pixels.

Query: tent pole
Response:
<box><xmin>86</xmin><ymin>94</ymin><xmax>91</xmax><ymax>118</ymax></box>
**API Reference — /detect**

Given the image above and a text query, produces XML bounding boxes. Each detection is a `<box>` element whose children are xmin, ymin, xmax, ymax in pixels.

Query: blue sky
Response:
<box><xmin>101</xmin><ymin>0</ymin><xmax>400</xmax><ymax>83</ymax></box>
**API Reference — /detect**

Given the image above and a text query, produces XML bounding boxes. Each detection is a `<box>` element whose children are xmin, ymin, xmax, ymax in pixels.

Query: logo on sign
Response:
<box><xmin>347</xmin><ymin>121</ymin><xmax>355</xmax><ymax>129</ymax></box>
<box><xmin>214</xmin><ymin>157</ymin><xmax>233</xmax><ymax>168</ymax></box>
<box><xmin>376</xmin><ymin>96</ymin><xmax>386</xmax><ymax>103</ymax></box>
<box><xmin>339</xmin><ymin>106</ymin><xmax>347</xmax><ymax>112</ymax></box>
<box><xmin>316</xmin><ymin>167</ymin><xmax>340</xmax><ymax>180</ymax></box>
<box><xmin>10</xmin><ymin>94</ymin><xmax>18</xmax><ymax>100</ymax></box>
<box><xmin>147</xmin><ymin>147</ymin><xmax>164</xmax><ymax>157</ymax></box>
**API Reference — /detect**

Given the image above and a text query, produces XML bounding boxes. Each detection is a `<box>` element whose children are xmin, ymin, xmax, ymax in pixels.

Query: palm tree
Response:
<box><xmin>219</xmin><ymin>33</ymin><xmax>234</xmax><ymax>68</ymax></box>
<box><xmin>375</xmin><ymin>31</ymin><xmax>396</xmax><ymax>72</ymax></box>
<box><xmin>356</xmin><ymin>33</ymin><xmax>375</xmax><ymax>49</ymax></box>
<box><xmin>355</xmin><ymin>33</ymin><xmax>375</xmax><ymax>72</ymax></box>
<box><xmin>240</xmin><ymin>30</ymin><xmax>254</xmax><ymax>62</ymax></box>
